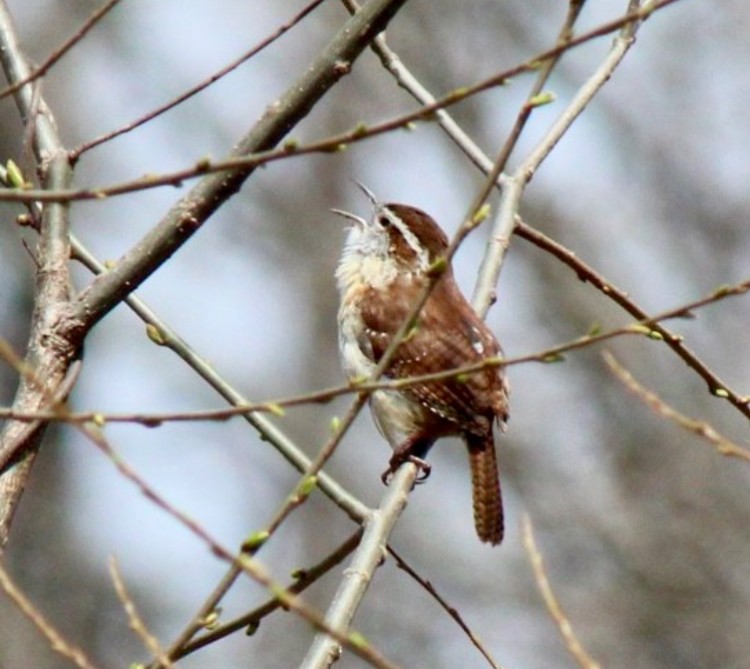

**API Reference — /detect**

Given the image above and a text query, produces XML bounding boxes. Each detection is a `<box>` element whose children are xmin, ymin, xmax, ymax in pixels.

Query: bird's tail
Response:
<box><xmin>466</xmin><ymin>434</ymin><xmax>504</xmax><ymax>545</ymax></box>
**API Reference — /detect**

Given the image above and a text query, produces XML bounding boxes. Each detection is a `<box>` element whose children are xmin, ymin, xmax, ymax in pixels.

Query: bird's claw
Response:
<box><xmin>381</xmin><ymin>455</ymin><xmax>431</xmax><ymax>485</ymax></box>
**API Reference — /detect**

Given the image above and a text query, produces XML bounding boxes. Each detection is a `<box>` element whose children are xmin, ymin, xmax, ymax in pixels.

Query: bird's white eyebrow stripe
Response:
<box><xmin>381</xmin><ymin>207</ymin><xmax>429</xmax><ymax>270</ymax></box>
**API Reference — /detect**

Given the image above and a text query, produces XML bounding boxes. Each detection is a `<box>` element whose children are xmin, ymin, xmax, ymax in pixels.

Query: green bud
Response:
<box><xmin>242</xmin><ymin>530</ymin><xmax>270</xmax><ymax>552</ymax></box>
<box><xmin>472</xmin><ymin>203</ymin><xmax>491</xmax><ymax>225</ymax></box>
<box><xmin>527</xmin><ymin>91</ymin><xmax>556</xmax><ymax>107</ymax></box>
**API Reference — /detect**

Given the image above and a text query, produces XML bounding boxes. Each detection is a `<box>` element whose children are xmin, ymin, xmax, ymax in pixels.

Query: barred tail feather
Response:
<box><xmin>466</xmin><ymin>435</ymin><xmax>504</xmax><ymax>545</ymax></box>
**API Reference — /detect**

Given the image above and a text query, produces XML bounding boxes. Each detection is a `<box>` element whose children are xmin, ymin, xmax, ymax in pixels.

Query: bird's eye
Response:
<box><xmin>377</xmin><ymin>214</ymin><xmax>391</xmax><ymax>228</ymax></box>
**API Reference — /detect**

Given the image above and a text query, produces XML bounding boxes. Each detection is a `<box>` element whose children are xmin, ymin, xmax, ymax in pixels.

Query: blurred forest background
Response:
<box><xmin>1</xmin><ymin>1</ymin><xmax>749</xmax><ymax>668</ymax></box>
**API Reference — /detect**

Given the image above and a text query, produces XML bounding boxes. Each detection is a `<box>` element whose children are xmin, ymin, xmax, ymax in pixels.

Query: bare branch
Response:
<box><xmin>389</xmin><ymin>546</ymin><xmax>506</xmax><ymax>669</ymax></box>
<box><xmin>68</xmin><ymin>0</ymin><xmax>409</xmax><ymax>333</ymax></box>
<box><xmin>69</xmin><ymin>0</ymin><xmax>328</xmax><ymax>160</ymax></box>
<box><xmin>522</xmin><ymin>516</ymin><xmax>601</xmax><ymax>669</ymax></box>
<box><xmin>0</xmin><ymin>0</ymin><xmax>76</xmax><ymax>548</ymax></box>
<box><xmin>300</xmin><ymin>464</ymin><xmax>418</xmax><ymax>669</ymax></box>
<box><xmin>516</xmin><ymin>220</ymin><xmax>750</xmax><ymax>419</ymax></box>
<box><xmin>603</xmin><ymin>352</ymin><xmax>750</xmax><ymax>463</ymax></box>
<box><xmin>0</xmin><ymin>559</ymin><xmax>100</xmax><ymax>669</ymax></box>
<box><xmin>473</xmin><ymin>0</ymin><xmax>644</xmax><ymax>316</ymax></box>
<box><xmin>0</xmin><ymin>0</ymin><xmax>123</xmax><ymax>102</ymax></box>
<box><xmin>109</xmin><ymin>557</ymin><xmax>175</xmax><ymax>669</ymax></box>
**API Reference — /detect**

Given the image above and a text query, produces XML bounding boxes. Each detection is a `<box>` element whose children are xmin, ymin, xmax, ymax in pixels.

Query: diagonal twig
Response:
<box><xmin>603</xmin><ymin>352</ymin><xmax>750</xmax><ymax>463</ymax></box>
<box><xmin>69</xmin><ymin>0</ymin><xmax>328</xmax><ymax>160</ymax></box>
<box><xmin>516</xmin><ymin>220</ymin><xmax>750</xmax><ymax>420</ymax></box>
<box><xmin>522</xmin><ymin>515</ymin><xmax>601</xmax><ymax>669</ymax></box>
<box><xmin>0</xmin><ymin>559</ymin><xmax>100</xmax><ymax>669</ymax></box>
<box><xmin>0</xmin><ymin>0</ymin><xmax>124</xmax><ymax>102</ymax></box>
<box><xmin>299</xmin><ymin>464</ymin><xmax>418</xmax><ymax>669</ymax></box>
<box><xmin>66</xmin><ymin>0</ymin><xmax>409</xmax><ymax>334</ymax></box>
<box><xmin>109</xmin><ymin>557</ymin><xmax>175</xmax><ymax>669</ymax></box>
<box><xmin>389</xmin><ymin>545</ymin><xmax>506</xmax><ymax>669</ymax></box>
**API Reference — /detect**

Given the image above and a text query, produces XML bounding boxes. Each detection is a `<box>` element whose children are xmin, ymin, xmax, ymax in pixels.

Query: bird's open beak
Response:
<box><xmin>331</xmin><ymin>181</ymin><xmax>379</xmax><ymax>228</ymax></box>
<box><xmin>331</xmin><ymin>208</ymin><xmax>367</xmax><ymax>228</ymax></box>
<box><xmin>353</xmin><ymin>181</ymin><xmax>378</xmax><ymax>208</ymax></box>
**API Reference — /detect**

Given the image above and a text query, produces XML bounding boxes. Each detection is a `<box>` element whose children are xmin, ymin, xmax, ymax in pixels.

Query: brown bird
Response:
<box><xmin>334</xmin><ymin>185</ymin><xmax>509</xmax><ymax>544</ymax></box>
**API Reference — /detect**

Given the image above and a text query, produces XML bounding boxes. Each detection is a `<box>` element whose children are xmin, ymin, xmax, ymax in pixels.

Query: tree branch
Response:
<box><xmin>603</xmin><ymin>352</ymin><xmax>750</xmax><ymax>463</ymax></box>
<box><xmin>522</xmin><ymin>516</ymin><xmax>601</xmax><ymax>669</ymax></box>
<box><xmin>0</xmin><ymin>0</ymin><xmax>76</xmax><ymax>548</ymax></box>
<box><xmin>299</xmin><ymin>464</ymin><xmax>418</xmax><ymax>669</ymax></box>
<box><xmin>0</xmin><ymin>558</ymin><xmax>100</xmax><ymax>669</ymax></box>
<box><xmin>67</xmin><ymin>0</ymin><xmax>409</xmax><ymax>333</ymax></box>
<box><xmin>0</xmin><ymin>0</ymin><xmax>123</xmax><ymax>102</ymax></box>
<box><xmin>473</xmin><ymin>0</ymin><xmax>643</xmax><ymax>316</ymax></box>
<box><xmin>69</xmin><ymin>0</ymin><xmax>327</xmax><ymax>160</ymax></box>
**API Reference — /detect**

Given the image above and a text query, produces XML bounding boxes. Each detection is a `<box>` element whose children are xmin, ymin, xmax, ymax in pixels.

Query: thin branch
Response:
<box><xmin>603</xmin><ymin>352</ymin><xmax>750</xmax><ymax>463</ymax></box>
<box><xmin>0</xmin><ymin>0</ymin><xmax>684</xmax><ymax>206</ymax></box>
<box><xmin>66</xmin><ymin>0</ymin><xmax>409</xmax><ymax>333</ymax></box>
<box><xmin>389</xmin><ymin>546</ymin><xmax>505</xmax><ymax>669</ymax></box>
<box><xmin>109</xmin><ymin>557</ymin><xmax>175</xmax><ymax>669</ymax></box>
<box><xmin>48</xmin><ymin>403</ymin><xmax>397</xmax><ymax>669</ymax></box>
<box><xmin>69</xmin><ymin>0</ymin><xmax>328</xmax><ymax>160</ymax></box>
<box><xmin>464</xmin><ymin>0</ymin><xmax>587</xmax><ymax>209</ymax></box>
<box><xmin>356</xmin><ymin>8</ymin><xmax>507</xmax><ymax>187</ymax></box>
<box><xmin>473</xmin><ymin>0</ymin><xmax>643</xmax><ymax>316</ymax></box>
<box><xmin>6</xmin><ymin>267</ymin><xmax>746</xmax><ymax>438</ymax></box>
<box><xmin>0</xmin><ymin>559</ymin><xmax>100</xmax><ymax>669</ymax></box>
<box><xmin>0</xmin><ymin>0</ymin><xmax>123</xmax><ymax>102</ymax></box>
<box><xmin>168</xmin><ymin>529</ymin><xmax>362</xmax><ymax>663</ymax></box>
<box><xmin>516</xmin><ymin>220</ymin><xmax>750</xmax><ymax>420</ymax></box>
<box><xmin>522</xmin><ymin>516</ymin><xmax>601</xmax><ymax>669</ymax></box>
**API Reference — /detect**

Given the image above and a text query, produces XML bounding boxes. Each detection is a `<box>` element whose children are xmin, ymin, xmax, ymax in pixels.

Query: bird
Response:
<box><xmin>334</xmin><ymin>184</ymin><xmax>509</xmax><ymax>544</ymax></box>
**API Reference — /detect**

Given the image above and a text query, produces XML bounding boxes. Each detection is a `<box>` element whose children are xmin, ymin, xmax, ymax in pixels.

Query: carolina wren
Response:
<box><xmin>334</xmin><ymin>184</ymin><xmax>509</xmax><ymax>545</ymax></box>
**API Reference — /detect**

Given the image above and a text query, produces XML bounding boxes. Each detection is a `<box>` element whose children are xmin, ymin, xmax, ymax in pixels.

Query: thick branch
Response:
<box><xmin>68</xmin><ymin>0</ymin><xmax>409</xmax><ymax>333</ymax></box>
<box><xmin>299</xmin><ymin>464</ymin><xmax>418</xmax><ymax>669</ymax></box>
<box><xmin>0</xmin><ymin>1</ymin><xmax>75</xmax><ymax>548</ymax></box>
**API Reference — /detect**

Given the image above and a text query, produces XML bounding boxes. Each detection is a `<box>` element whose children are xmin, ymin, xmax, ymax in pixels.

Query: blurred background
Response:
<box><xmin>1</xmin><ymin>1</ymin><xmax>749</xmax><ymax>667</ymax></box>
